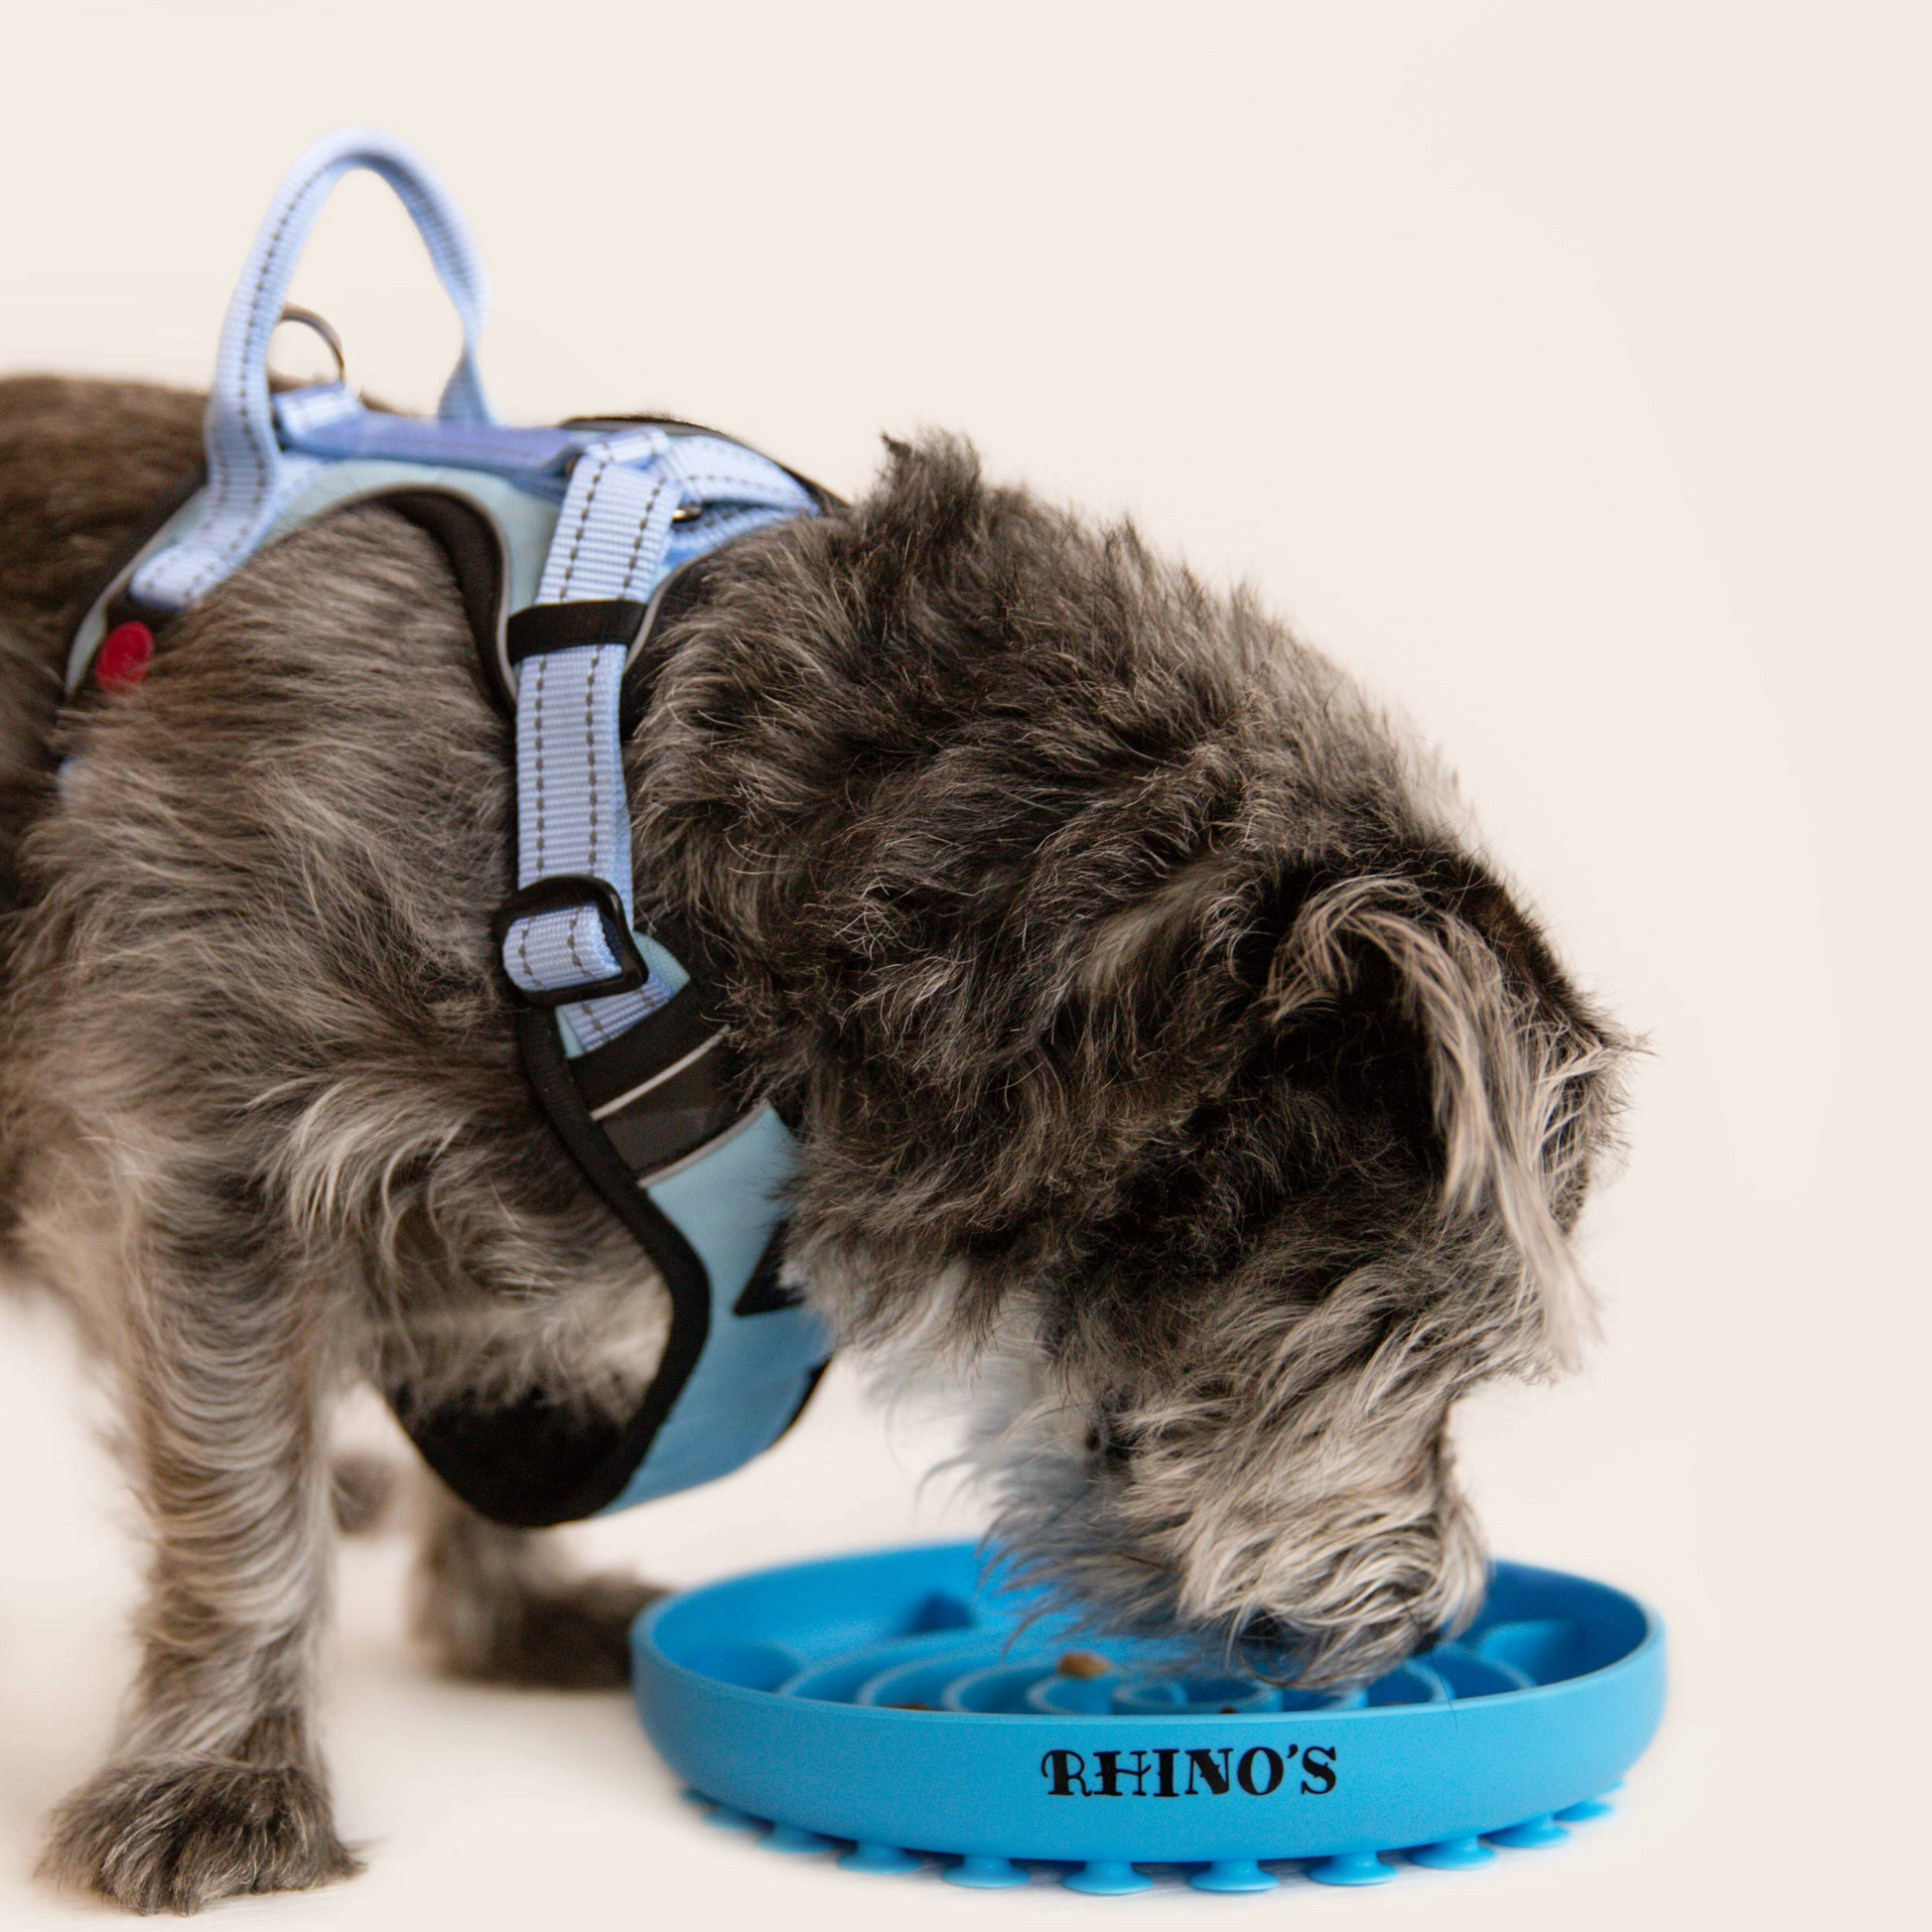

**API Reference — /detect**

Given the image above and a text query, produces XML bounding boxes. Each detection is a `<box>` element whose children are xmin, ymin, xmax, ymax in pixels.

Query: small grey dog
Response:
<box><xmin>0</xmin><ymin>374</ymin><xmax>1625</xmax><ymax>1912</ymax></box>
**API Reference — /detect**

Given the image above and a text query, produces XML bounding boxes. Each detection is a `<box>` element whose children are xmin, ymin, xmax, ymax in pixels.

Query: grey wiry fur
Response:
<box><xmin>0</xmin><ymin>376</ymin><xmax>1627</xmax><ymax>1910</ymax></box>
<box><xmin>409</xmin><ymin>1475</ymin><xmax>662</xmax><ymax>1689</ymax></box>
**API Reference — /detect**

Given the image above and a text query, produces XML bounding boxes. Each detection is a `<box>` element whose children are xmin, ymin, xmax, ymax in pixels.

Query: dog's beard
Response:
<box><xmin>842</xmin><ymin>1253</ymin><xmax>1499</xmax><ymax>1690</ymax></box>
<box><xmin>856</xmin><ymin>1286</ymin><xmax>1192</xmax><ymax>1642</ymax></box>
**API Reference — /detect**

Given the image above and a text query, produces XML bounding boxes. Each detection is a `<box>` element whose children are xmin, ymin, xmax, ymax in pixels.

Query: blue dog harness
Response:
<box><xmin>66</xmin><ymin>129</ymin><xmax>834</xmax><ymax>1525</ymax></box>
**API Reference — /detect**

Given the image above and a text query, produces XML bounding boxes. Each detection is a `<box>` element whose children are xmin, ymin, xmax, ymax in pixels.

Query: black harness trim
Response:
<box><xmin>395</xmin><ymin>1004</ymin><xmax>725</xmax><ymax>1528</ymax></box>
<box><xmin>379</xmin><ymin>486</ymin><xmax>820</xmax><ymax>1527</ymax></box>
<box><xmin>735</xmin><ymin>1221</ymin><xmax>808</xmax><ymax>1316</ymax></box>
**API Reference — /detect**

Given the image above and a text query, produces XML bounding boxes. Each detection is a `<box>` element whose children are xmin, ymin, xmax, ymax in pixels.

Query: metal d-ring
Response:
<box><xmin>271</xmin><ymin>305</ymin><xmax>348</xmax><ymax>387</ymax></box>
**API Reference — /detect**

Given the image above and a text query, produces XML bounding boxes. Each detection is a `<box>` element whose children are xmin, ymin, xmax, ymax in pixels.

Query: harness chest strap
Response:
<box><xmin>67</xmin><ymin>127</ymin><xmax>834</xmax><ymax>1527</ymax></box>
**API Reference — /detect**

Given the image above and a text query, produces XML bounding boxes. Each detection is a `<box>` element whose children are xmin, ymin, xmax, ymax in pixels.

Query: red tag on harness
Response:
<box><xmin>94</xmin><ymin>621</ymin><xmax>155</xmax><ymax>693</ymax></box>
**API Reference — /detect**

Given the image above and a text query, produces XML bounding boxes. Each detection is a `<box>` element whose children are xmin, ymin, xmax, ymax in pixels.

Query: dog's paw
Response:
<box><xmin>433</xmin><ymin>1570</ymin><xmax>664</xmax><ymax>1691</ymax></box>
<box><xmin>40</xmin><ymin>1755</ymin><xmax>359</xmax><ymax>1914</ymax></box>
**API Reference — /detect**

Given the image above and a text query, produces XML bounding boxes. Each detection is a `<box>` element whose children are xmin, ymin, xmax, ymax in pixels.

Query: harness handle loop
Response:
<box><xmin>133</xmin><ymin>126</ymin><xmax>497</xmax><ymax>612</ymax></box>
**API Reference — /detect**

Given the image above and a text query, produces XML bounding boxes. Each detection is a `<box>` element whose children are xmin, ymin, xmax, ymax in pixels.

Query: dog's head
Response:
<box><xmin>639</xmin><ymin>437</ymin><xmax>1629</xmax><ymax>1686</ymax></box>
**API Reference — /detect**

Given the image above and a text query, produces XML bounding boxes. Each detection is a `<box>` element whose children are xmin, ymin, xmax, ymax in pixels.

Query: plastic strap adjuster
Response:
<box><xmin>505</xmin><ymin>598</ymin><xmax>650</xmax><ymax>666</ymax></box>
<box><xmin>493</xmin><ymin>875</ymin><xmax>649</xmax><ymax>1008</ymax></box>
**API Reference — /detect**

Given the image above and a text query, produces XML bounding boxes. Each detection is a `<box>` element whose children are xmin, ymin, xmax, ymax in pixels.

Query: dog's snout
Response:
<box><xmin>1235</xmin><ymin>1602</ymin><xmax>1446</xmax><ymax>1670</ymax></box>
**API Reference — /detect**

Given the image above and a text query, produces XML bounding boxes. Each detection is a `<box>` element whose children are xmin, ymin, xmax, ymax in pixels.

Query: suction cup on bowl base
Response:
<box><xmin>1064</xmin><ymin>1861</ymin><xmax>1152</xmax><ymax>1895</ymax></box>
<box><xmin>1410</xmin><ymin>1836</ymin><xmax>1496</xmax><ymax>1870</ymax></box>
<box><xmin>763</xmin><ymin>1822</ymin><xmax>837</xmax><ymax>1855</ymax></box>
<box><xmin>1557</xmin><ymin>1794</ymin><xmax>1616</xmax><ymax>1823</ymax></box>
<box><xmin>839</xmin><ymin>1842</ymin><xmax>922</xmax><ymax>1875</ymax></box>
<box><xmin>1308</xmin><ymin>1852</ymin><xmax>1395</xmax><ymax>1886</ymax></box>
<box><xmin>1190</xmin><ymin>1860</ymin><xmax>1277</xmax><ymax>1893</ymax></box>
<box><xmin>1488</xmin><ymin>1813</ymin><xmax>1571</xmax><ymax>1850</ymax></box>
<box><xmin>945</xmin><ymin>1855</ymin><xmax>1028</xmax><ymax>1888</ymax></box>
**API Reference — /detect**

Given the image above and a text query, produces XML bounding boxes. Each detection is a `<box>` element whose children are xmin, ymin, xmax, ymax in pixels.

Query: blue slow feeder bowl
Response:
<box><xmin>630</xmin><ymin>1542</ymin><xmax>1664</xmax><ymax>1893</ymax></box>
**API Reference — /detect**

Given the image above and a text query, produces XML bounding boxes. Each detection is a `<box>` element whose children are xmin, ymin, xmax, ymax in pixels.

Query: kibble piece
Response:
<box><xmin>1057</xmin><ymin>1650</ymin><xmax>1113</xmax><ymax>1680</ymax></box>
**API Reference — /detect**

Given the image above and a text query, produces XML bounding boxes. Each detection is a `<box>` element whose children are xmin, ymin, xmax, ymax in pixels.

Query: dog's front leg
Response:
<box><xmin>409</xmin><ymin>1472</ymin><xmax>660</xmax><ymax>1690</ymax></box>
<box><xmin>40</xmin><ymin>1217</ymin><xmax>356</xmax><ymax>1914</ymax></box>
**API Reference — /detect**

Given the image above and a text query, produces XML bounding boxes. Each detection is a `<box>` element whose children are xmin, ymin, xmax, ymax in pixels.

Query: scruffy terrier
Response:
<box><xmin>0</xmin><ymin>374</ymin><xmax>1625</xmax><ymax>1912</ymax></box>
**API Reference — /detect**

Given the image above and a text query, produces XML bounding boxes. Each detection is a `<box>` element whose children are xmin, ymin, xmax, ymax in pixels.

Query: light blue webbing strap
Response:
<box><xmin>503</xmin><ymin>431</ymin><xmax>680</xmax><ymax>1045</ymax></box>
<box><xmin>500</xmin><ymin>432</ymin><xmax>816</xmax><ymax>1048</ymax></box>
<box><xmin>133</xmin><ymin>126</ymin><xmax>496</xmax><ymax>613</ymax></box>
<box><xmin>495</xmin><ymin>431</ymin><xmax>832</xmax><ymax>1512</ymax></box>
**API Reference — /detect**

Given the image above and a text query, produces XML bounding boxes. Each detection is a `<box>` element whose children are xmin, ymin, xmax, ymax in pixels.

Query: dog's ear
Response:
<box><xmin>1265</xmin><ymin>873</ymin><xmax>1625</xmax><ymax>1370</ymax></box>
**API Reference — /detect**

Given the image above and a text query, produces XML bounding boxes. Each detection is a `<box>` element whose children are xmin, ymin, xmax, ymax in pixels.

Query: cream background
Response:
<box><xmin>0</xmin><ymin>3</ymin><xmax>1923</xmax><ymax>1925</ymax></box>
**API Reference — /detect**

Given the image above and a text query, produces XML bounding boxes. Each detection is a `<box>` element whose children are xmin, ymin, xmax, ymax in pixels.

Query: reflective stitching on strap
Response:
<box><xmin>132</xmin><ymin>128</ymin><xmax>495</xmax><ymax>613</ymax></box>
<box><xmin>499</xmin><ymin>433</ymin><xmax>815</xmax><ymax>1042</ymax></box>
